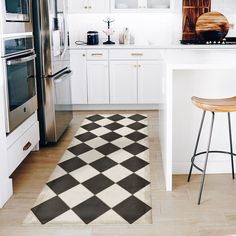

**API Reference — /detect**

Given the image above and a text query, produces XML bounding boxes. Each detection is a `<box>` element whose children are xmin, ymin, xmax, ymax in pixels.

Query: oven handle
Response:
<box><xmin>7</xmin><ymin>54</ymin><xmax>36</xmax><ymax>66</ymax></box>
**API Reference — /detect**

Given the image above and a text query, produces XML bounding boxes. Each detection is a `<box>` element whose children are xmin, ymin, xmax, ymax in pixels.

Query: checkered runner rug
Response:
<box><xmin>24</xmin><ymin>114</ymin><xmax>152</xmax><ymax>225</ymax></box>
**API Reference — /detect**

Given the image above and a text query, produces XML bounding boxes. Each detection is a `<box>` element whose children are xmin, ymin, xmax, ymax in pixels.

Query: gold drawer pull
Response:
<box><xmin>23</xmin><ymin>142</ymin><xmax>32</xmax><ymax>151</ymax></box>
<box><xmin>131</xmin><ymin>53</ymin><xmax>143</xmax><ymax>56</ymax></box>
<box><xmin>91</xmin><ymin>53</ymin><xmax>103</xmax><ymax>56</ymax></box>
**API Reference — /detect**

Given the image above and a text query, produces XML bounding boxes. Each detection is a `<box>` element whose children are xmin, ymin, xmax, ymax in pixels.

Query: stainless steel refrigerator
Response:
<box><xmin>32</xmin><ymin>0</ymin><xmax>73</xmax><ymax>145</ymax></box>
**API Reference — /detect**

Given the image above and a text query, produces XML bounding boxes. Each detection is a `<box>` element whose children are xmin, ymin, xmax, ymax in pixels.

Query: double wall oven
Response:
<box><xmin>1</xmin><ymin>34</ymin><xmax>37</xmax><ymax>133</ymax></box>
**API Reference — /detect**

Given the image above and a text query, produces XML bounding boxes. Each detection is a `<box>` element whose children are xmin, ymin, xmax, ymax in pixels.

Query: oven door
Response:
<box><xmin>4</xmin><ymin>53</ymin><xmax>37</xmax><ymax>133</ymax></box>
<box><xmin>2</xmin><ymin>0</ymin><xmax>32</xmax><ymax>34</ymax></box>
<box><xmin>5</xmin><ymin>0</ymin><xmax>30</xmax><ymax>22</ymax></box>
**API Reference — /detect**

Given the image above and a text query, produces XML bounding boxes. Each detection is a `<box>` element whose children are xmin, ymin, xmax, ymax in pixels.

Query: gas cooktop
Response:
<box><xmin>180</xmin><ymin>37</ymin><xmax>236</xmax><ymax>45</ymax></box>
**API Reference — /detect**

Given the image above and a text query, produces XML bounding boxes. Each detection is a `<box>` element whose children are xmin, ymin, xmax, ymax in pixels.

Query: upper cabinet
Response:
<box><xmin>110</xmin><ymin>0</ymin><xmax>173</xmax><ymax>12</ymax></box>
<box><xmin>68</xmin><ymin>0</ymin><xmax>110</xmax><ymax>13</ymax></box>
<box><xmin>68</xmin><ymin>0</ymin><xmax>172</xmax><ymax>13</ymax></box>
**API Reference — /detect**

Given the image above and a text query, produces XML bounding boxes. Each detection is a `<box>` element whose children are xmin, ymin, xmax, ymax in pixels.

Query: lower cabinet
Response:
<box><xmin>110</xmin><ymin>60</ymin><xmax>163</xmax><ymax>104</ymax></box>
<box><xmin>70</xmin><ymin>50</ymin><xmax>88</xmax><ymax>104</ymax></box>
<box><xmin>7</xmin><ymin>114</ymin><xmax>39</xmax><ymax>176</ymax></box>
<box><xmin>138</xmin><ymin>61</ymin><xmax>163</xmax><ymax>104</ymax></box>
<box><xmin>70</xmin><ymin>48</ymin><xmax>163</xmax><ymax>106</ymax></box>
<box><xmin>87</xmin><ymin>61</ymin><xmax>109</xmax><ymax>104</ymax></box>
<box><xmin>110</xmin><ymin>61</ymin><xmax>138</xmax><ymax>104</ymax></box>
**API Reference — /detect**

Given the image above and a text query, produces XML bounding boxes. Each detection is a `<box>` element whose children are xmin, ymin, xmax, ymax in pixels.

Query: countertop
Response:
<box><xmin>69</xmin><ymin>43</ymin><xmax>236</xmax><ymax>50</ymax></box>
<box><xmin>161</xmin><ymin>50</ymin><xmax>236</xmax><ymax>69</ymax></box>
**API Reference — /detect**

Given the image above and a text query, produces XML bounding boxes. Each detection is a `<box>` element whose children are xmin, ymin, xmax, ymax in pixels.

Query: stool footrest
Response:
<box><xmin>191</xmin><ymin>150</ymin><xmax>236</xmax><ymax>173</ymax></box>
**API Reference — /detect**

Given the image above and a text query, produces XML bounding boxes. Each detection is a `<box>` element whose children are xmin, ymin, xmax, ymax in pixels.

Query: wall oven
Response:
<box><xmin>5</xmin><ymin>0</ymin><xmax>30</xmax><ymax>22</ymax></box>
<box><xmin>1</xmin><ymin>34</ymin><xmax>37</xmax><ymax>133</ymax></box>
<box><xmin>1</xmin><ymin>0</ymin><xmax>32</xmax><ymax>34</ymax></box>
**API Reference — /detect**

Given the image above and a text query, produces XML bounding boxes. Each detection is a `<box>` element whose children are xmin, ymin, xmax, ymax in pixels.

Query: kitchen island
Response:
<box><xmin>160</xmin><ymin>49</ymin><xmax>236</xmax><ymax>191</ymax></box>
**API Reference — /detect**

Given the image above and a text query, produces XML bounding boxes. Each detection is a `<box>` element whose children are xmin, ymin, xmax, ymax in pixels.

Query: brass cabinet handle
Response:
<box><xmin>91</xmin><ymin>53</ymin><xmax>103</xmax><ymax>56</ymax></box>
<box><xmin>131</xmin><ymin>53</ymin><xmax>143</xmax><ymax>56</ymax></box>
<box><xmin>23</xmin><ymin>142</ymin><xmax>32</xmax><ymax>151</ymax></box>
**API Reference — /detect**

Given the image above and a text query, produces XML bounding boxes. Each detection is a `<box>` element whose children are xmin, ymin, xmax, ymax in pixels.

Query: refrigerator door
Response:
<box><xmin>44</xmin><ymin>68</ymin><xmax>73</xmax><ymax>142</ymax></box>
<box><xmin>40</xmin><ymin>0</ymin><xmax>70</xmax><ymax>76</ymax></box>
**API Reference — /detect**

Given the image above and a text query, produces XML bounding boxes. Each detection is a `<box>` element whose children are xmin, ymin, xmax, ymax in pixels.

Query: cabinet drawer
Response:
<box><xmin>109</xmin><ymin>49</ymin><xmax>162</xmax><ymax>60</ymax></box>
<box><xmin>87</xmin><ymin>50</ymin><xmax>108</xmax><ymax>60</ymax></box>
<box><xmin>7</xmin><ymin>122</ymin><xmax>39</xmax><ymax>175</ymax></box>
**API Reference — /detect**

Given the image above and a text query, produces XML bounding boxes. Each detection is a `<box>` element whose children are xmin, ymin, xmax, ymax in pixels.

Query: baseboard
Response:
<box><xmin>173</xmin><ymin>161</ymin><xmax>235</xmax><ymax>175</ymax></box>
<box><xmin>71</xmin><ymin>104</ymin><xmax>160</xmax><ymax>111</ymax></box>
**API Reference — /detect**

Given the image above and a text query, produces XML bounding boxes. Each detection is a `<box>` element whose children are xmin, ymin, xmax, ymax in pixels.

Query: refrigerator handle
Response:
<box><xmin>51</xmin><ymin>69</ymin><xmax>72</xmax><ymax>80</ymax></box>
<box><xmin>61</xmin><ymin>0</ymin><xmax>68</xmax><ymax>58</ymax></box>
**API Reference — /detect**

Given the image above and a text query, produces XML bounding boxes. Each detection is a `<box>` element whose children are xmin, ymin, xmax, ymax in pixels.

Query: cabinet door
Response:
<box><xmin>70</xmin><ymin>50</ymin><xmax>87</xmax><ymax>104</ymax></box>
<box><xmin>68</xmin><ymin>0</ymin><xmax>88</xmax><ymax>13</ymax></box>
<box><xmin>138</xmin><ymin>61</ymin><xmax>163</xmax><ymax>104</ymax></box>
<box><xmin>87</xmin><ymin>61</ymin><xmax>109</xmax><ymax>104</ymax></box>
<box><xmin>111</xmin><ymin>0</ymin><xmax>171</xmax><ymax>12</ymax></box>
<box><xmin>110</xmin><ymin>61</ymin><xmax>138</xmax><ymax>104</ymax></box>
<box><xmin>89</xmin><ymin>0</ymin><xmax>110</xmax><ymax>12</ymax></box>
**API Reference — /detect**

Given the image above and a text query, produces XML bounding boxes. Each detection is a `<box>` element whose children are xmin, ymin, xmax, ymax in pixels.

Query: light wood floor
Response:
<box><xmin>1</xmin><ymin>111</ymin><xmax>236</xmax><ymax>236</ymax></box>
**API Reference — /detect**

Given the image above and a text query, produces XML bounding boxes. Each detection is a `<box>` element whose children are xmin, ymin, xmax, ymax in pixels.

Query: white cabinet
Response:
<box><xmin>111</xmin><ymin>0</ymin><xmax>172</xmax><ymax>12</ymax></box>
<box><xmin>87</xmin><ymin>61</ymin><xmax>109</xmax><ymax>104</ymax></box>
<box><xmin>70</xmin><ymin>48</ymin><xmax>163</xmax><ymax>106</ymax></box>
<box><xmin>70</xmin><ymin>50</ymin><xmax>87</xmax><ymax>104</ymax></box>
<box><xmin>110</xmin><ymin>61</ymin><xmax>138</xmax><ymax>104</ymax></box>
<box><xmin>110</xmin><ymin>49</ymin><xmax>163</xmax><ymax>104</ymax></box>
<box><xmin>7</xmin><ymin>113</ymin><xmax>39</xmax><ymax>176</ymax></box>
<box><xmin>138</xmin><ymin>61</ymin><xmax>163</xmax><ymax>104</ymax></box>
<box><xmin>68</xmin><ymin>0</ymin><xmax>110</xmax><ymax>13</ymax></box>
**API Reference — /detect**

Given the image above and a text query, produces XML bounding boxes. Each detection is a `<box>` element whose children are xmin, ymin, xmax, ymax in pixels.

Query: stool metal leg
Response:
<box><xmin>188</xmin><ymin>111</ymin><xmax>206</xmax><ymax>182</ymax></box>
<box><xmin>228</xmin><ymin>112</ymin><xmax>235</xmax><ymax>179</ymax></box>
<box><xmin>198</xmin><ymin>112</ymin><xmax>215</xmax><ymax>205</ymax></box>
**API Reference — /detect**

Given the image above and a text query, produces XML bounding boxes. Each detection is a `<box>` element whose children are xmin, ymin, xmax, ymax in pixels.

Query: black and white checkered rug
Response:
<box><xmin>25</xmin><ymin>114</ymin><xmax>152</xmax><ymax>225</ymax></box>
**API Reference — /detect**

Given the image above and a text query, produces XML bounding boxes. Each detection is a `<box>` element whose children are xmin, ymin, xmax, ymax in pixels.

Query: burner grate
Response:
<box><xmin>180</xmin><ymin>37</ymin><xmax>236</xmax><ymax>45</ymax></box>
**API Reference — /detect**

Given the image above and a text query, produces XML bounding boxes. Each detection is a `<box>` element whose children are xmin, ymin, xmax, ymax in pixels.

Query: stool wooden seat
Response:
<box><xmin>188</xmin><ymin>96</ymin><xmax>236</xmax><ymax>204</ymax></box>
<box><xmin>192</xmin><ymin>96</ymin><xmax>236</xmax><ymax>112</ymax></box>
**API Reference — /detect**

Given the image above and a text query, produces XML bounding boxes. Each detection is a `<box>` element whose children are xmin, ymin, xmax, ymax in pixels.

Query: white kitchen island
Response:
<box><xmin>160</xmin><ymin>49</ymin><xmax>236</xmax><ymax>191</ymax></box>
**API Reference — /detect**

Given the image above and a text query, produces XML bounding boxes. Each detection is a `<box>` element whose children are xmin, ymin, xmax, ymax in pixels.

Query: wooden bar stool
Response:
<box><xmin>188</xmin><ymin>96</ymin><xmax>236</xmax><ymax>204</ymax></box>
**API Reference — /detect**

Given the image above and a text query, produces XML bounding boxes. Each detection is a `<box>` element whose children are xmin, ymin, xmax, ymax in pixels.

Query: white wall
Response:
<box><xmin>68</xmin><ymin>0</ymin><xmax>236</xmax><ymax>47</ymax></box>
<box><xmin>68</xmin><ymin>13</ymin><xmax>173</xmax><ymax>46</ymax></box>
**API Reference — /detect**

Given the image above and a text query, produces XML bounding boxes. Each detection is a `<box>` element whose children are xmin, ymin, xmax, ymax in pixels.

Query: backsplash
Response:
<box><xmin>68</xmin><ymin>13</ymin><xmax>173</xmax><ymax>47</ymax></box>
<box><xmin>68</xmin><ymin>0</ymin><xmax>236</xmax><ymax>47</ymax></box>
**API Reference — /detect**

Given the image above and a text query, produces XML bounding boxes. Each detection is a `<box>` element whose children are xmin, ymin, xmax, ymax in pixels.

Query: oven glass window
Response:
<box><xmin>5</xmin><ymin>37</ymin><xmax>33</xmax><ymax>56</ymax></box>
<box><xmin>7</xmin><ymin>55</ymin><xmax>36</xmax><ymax>111</ymax></box>
<box><xmin>5</xmin><ymin>0</ymin><xmax>28</xmax><ymax>14</ymax></box>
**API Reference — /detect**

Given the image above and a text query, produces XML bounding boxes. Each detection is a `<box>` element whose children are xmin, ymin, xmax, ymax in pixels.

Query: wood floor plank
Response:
<box><xmin>0</xmin><ymin>111</ymin><xmax>236</xmax><ymax>236</ymax></box>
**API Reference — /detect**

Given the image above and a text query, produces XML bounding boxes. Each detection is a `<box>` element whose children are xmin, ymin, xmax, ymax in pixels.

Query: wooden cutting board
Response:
<box><xmin>196</xmin><ymin>11</ymin><xmax>229</xmax><ymax>38</ymax></box>
<box><xmin>182</xmin><ymin>0</ymin><xmax>211</xmax><ymax>40</ymax></box>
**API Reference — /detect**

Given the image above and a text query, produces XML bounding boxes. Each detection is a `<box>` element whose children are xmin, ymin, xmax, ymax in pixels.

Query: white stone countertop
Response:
<box><xmin>69</xmin><ymin>43</ymin><xmax>236</xmax><ymax>50</ymax></box>
<box><xmin>161</xmin><ymin>50</ymin><xmax>236</xmax><ymax>69</ymax></box>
